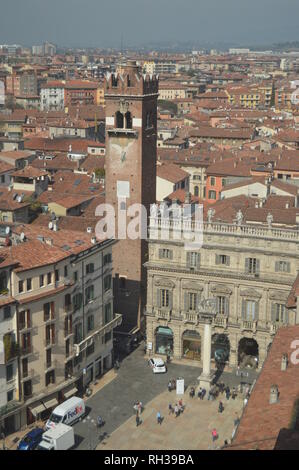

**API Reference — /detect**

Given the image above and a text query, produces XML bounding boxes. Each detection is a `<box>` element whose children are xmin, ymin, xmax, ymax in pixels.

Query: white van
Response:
<box><xmin>46</xmin><ymin>397</ymin><xmax>85</xmax><ymax>430</ymax></box>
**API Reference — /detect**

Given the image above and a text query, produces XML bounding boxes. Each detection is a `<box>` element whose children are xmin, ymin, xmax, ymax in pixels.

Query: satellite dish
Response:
<box><xmin>20</xmin><ymin>232</ymin><xmax>25</xmax><ymax>241</ymax></box>
<box><xmin>5</xmin><ymin>226</ymin><xmax>11</xmax><ymax>235</ymax></box>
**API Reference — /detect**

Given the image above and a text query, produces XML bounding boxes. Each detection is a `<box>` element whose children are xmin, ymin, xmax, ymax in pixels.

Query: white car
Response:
<box><xmin>148</xmin><ymin>358</ymin><xmax>167</xmax><ymax>374</ymax></box>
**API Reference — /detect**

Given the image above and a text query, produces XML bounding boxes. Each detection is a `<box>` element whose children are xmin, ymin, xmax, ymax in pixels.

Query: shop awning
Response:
<box><xmin>64</xmin><ymin>386</ymin><xmax>78</xmax><ymax>399</ymax></box>
<box><xmin>42</xmin><ymin>397</ymin><xmax>58</xmax><ymax>410</ymax></box>
<box><xmin>29</xmin><ymin>402</ymin><xmax>46</xmax><ymax>417</ymax></box>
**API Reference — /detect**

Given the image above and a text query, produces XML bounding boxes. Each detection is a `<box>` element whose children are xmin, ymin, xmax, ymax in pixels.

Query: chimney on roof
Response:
<box><xmin>255</xmin><ymin>201</ymin><xmax>259</xmax><ymax>208</ymax></box>
<box><xmin>234</xmin><ymin>161</ymin><xmax>237</xmax><ymax>168</ymax></box>
<box><xmin>286</xmin><ymin>202</ymin><xmax>290</xmax><ymax>209</ymax></box>
<box><xmin>269</xmin><ymin>384</ymin><xmax>279</xmax><ymax>404</ymax></box>
<box><xmin>281</xmin><ymin>353</ymin><xmax>288</xmax><ymax>371</ymax></box>
<box><xmin>53</xmin><ymin>220</ymin><xmax>59</xmax><ymax>231</ymax></box>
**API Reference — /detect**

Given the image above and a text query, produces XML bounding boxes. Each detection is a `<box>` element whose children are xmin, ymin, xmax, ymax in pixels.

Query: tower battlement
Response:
<box><xmin>105</xmin><ymin>60</ymin><xmax>159</xmax><ymax>96</ymax></box>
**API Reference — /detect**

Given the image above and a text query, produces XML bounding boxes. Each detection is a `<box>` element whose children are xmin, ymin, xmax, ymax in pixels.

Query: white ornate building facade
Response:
<box><xmin>145</xmin><ymin>210</ymin><xmax>299</xmax><ymax>370</ymax></box>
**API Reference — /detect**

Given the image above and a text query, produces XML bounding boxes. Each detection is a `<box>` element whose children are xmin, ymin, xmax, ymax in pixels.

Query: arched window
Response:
<box><xmin>115</xmin><ymin>111</ymin><xmax>124</xmax><ymax>128</ymax></box>
<box><xmin>194</xmin><ymin>186</ymin><xmax>199</xmax><ymax>197</ymax></box>
<box><xmin>127</xmin><ymin>75</ymin><xmax>131</xmax><ymax>87</ymax></box>
<box><xmin>125</xmin><ymin>111</ymin><xmax>132</xmax><ymax>129</ymax></box>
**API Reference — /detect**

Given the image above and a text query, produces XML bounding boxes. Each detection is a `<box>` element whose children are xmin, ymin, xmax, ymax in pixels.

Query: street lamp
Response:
<box><xmin>197</xmin><ymin>298</ymin><xmax>217</xmax><ymax>392</ymax></box>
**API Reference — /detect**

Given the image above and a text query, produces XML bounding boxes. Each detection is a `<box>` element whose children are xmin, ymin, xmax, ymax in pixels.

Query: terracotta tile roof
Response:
<box><xmin>51</xmin><ymin>195</ymin><xmax>95</xmax><ymax>209</ymax></box>
<box><xmin>163</xmin><ymin>188</ymin><xmax>202</xmax><ymax>204</ymax></box>
<box><xmin>229</xmin><ymin>325</ymin><xmax>299</xmax><ymax>450</ymax></box>
<box><xmin>78</xmin><ymin>155</ymin><xmax>105</xmax><ymax>174</ymax></box>
<box><xmin>24</xmin><ymin>137</ymin><xmax>104</xmax><ymax>153</ymax></box>
<box><xmin>0</xmin><ymin>188</ymin><xmax>32</xmax><ymax>211</ymax></box>
<box><xmin>189</xmin><ymin>126</ymin><xmax>254</xmax><ymax>140</ymax></box>
<box><xmin>31</xmin><ymin>154</ymin><xmax>77</xmax><ymax>172</ymax></box>
<box><xmin>156</xmin><ymin>163</ymin><xmax>189</xmax><ymax>183</ymax></box>
<box><xmin>286</xmin><ymin>273</ymin><xmax>299</xmax><ymax>308</ymax></box>
<box><xmin>31</xmin><ymin>214</ymin><xmax>98</xmax><ymax>233</ymax></box>
<box><xmin>11</xmin><ymin>166</ymin><xmax>49</xmax><ymax>179</ymax></box>
<box><xmin>0</xmin><ymin>161</ymin><xmax>14</xmax><ymax>174</ymax></box>
<box><xmin>0</xmin><ymin>150</ymin><xmax>35</xmax><ymax>161</ymax></box>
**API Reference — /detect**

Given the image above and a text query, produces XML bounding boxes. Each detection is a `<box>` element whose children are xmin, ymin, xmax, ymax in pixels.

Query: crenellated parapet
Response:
<box><xmin>105</xmin><ymin>60</ymin><xmax>159</xmax><ymax>96</ymax></box>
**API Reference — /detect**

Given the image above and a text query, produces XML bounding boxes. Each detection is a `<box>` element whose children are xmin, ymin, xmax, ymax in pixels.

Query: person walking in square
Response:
<box><xmin>218</xmin><ymin>401</ymin><xmax>224</xmax><ymax>413</ymax></box>
<box><xmin>136</xmin><ymin>414</ymin><xmax>141</xmax><ymax>427</ymax></box>
<box><xmin>169</xmin><ymin>403</ymin><xmax>174</xmax><ymax>415</ymax></box>
<box><xmin>174</xmin><ymin>404</ymin><xmax>179</xmax><ymax>417</ymax></box>
<box><xmin>157</xmin><ymin>411</ymin><xmax>162</xmax><ymax>425</ymax></box>
<box><xmin>212</xmin><ymin>428</ymin><xmax>218</xmax><ymax>443</ymax></box>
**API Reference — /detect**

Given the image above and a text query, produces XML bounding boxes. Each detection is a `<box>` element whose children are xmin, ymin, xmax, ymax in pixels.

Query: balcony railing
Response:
<box><xmin>44</xmin><ymin>337</ymin><xmax>56</xmax><ymax>347</ymax></box>
<box><xmin>213</xmin><ymin>316</ymin><xmax>228</xmax><ymax>329</ymax></box>
<box><xmin>20</xmin><ymin>345</ymin><xmax>33</xmax><ymax>356</ymax></box>
<box><xmin>241</xmin><ymin>320</ymin><xmax>257</xmax><ymax>332</ymax></box>
<box><xmin>19</xmin><ymin>322</ymin><xmax>32</xmax><ymax>332</ymax></box>
<box><xmin>149</xmin><ymin>216</ymin><xmax>299</xmax><ymax>242</ymax></box>
<box><xmin>64</xmin><ymin>303</ymin><xmax>73</xmax><ymax>313</ymax></box>
<box><xmin>157</xmin><ymin>309</ymin><xmax>171</xmax><ymax>321</ymax></box>
<box><xmin>21</xmin><ymin>368</ymin><xmax>35</xmax><ymax>381</ymax></box>
<box><xmin>74</xmin><ymin>313</ymin><xmax>122</xmax><ymax>356</ymax></box>
<box><xmin>183</xmin><ymin>311</ymin><xmax>199</xmax><ymax>324</ymax></box>
<box><xmin>44</xmin><ymin>359</ymin><xmax>57</xmax><ymax>371</ymax></box>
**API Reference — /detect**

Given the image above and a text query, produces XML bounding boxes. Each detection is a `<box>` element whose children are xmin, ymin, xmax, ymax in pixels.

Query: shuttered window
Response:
<box><xmin>215</xmin><ymin>254</ymin><xmax>230</xmax><ymax>266</ymax></box>
<box><xmin>275</xmin><ymin>261</ymin><xmax>290</xmax><ymax>273</ymax></box>
<box><xmin>186</xmin><ymin>252</ymin><xmax>200</xmax><ymax>269</ymax></box>
<box><xmin>157</xmin><ymin>289</ymin><xmax>172</xmax><ymax>309</ymax></box>
<box><xmin>159</xmin><ymin>249</ymin><xmax>173</xmax><ymax>260</ymax></box>
<box><xmin>216</xmin><ymin>296</ymin><xmax>229</xmax><ymax>315</ymax></box>
<box><xmin>245</xmin><ymin>258</ymin><xmax>260</xmax><ymax>274</ymax></box>
<box><xmin>271</xmin><ymin>303</ymin><xmax>288</xmax><ymax>324</ymax></box>
<box><xmin>241</xmin><ymin>299</ymin><xmax>259</xmax><ymax>320</ymax></box>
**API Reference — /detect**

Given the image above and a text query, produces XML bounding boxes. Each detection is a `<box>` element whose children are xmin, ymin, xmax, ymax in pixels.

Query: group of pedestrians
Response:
<box><xmin>168</xmin><ymin>399</ymin><xmax>184</xmax><ymax>418</ymax></box>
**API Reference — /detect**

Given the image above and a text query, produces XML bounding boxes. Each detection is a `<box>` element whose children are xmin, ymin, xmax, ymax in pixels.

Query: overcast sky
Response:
<box><xmin>1</xmin><ymin>0</ymin><xmax>299</xmax><ymax>48</ymax></box>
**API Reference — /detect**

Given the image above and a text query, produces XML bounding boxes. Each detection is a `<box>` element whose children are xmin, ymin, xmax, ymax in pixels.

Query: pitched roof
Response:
<box><xmin>156</xmin><ymin>163</ymin><xmax>189</xmax><ymax>183</ymax></box>
<box><xmin>229</xmin><ymin>325</ymin><xmax>299</xmax><ymax>450</ymax></box>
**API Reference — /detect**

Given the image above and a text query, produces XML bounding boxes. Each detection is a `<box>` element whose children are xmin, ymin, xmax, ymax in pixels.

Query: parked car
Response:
<box><xmin>17</xmin><ymin>427</ymin><xmax>44</xmax><ymax>450</ymax></box>
<box><xmin>148</xmin><ymin>358</ymin><xmax>167</xmax><ymax>374</ymax></box>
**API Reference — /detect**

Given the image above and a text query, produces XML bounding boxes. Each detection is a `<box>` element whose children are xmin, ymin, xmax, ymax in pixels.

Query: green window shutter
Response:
<box><xmin>157</xmin><ymin>289</ymin><xmax>161</xmax><ymax>308</ymax></box>
<box><xmin>184</xmin><ymin>292</ymin><xmax>189</xmax><ymax>311</ymax></box>
<box><xmin>215</xmin><ymin>254</ymin><xmax>220</xmax><ymax>265</ymax></box>
<box><xmin>255</xmin><ymin>259</ymin><xmax>260</xmax><ymax>274</ymax></box>
<box><xmin>284</xmin><ymin>308</ymin><xmax>289</xmax><ymax>325</ymax></box>
<box><xmin>245</xmin><ymin>258</ymin><xmax>250</xmax><ymax>273</ymax></box>
<box><xmin>169</xmin><ymin>250</ymin><xmax>173</xmax><ymax>260</ymax></box>
<box><xmin>242</xmin><ymin>299</ymin><xmax>246</xmax><ymax>319</ymax></box>
<box><xmin>287</xmin><ymin>262</ymin><xmax>291</xmax><ymax>273</ymax></box>
<box><xmin>224</xmin><ymin>298</ymin><xmax>229</xmax><ymax>316</ymax></box>
<box><xmin>226</xmin><ymin>256</ymin><xmax>230</xmax><ymax>266</ymax></box>
<box><xmin>255</xmin><ymin>301</ymin><xmax>259</xmax><ymax>320</ymax></box>
<box><xmin>271</xmin><ymin>303</ymin><xmax>276</xmax><ymax>322</ymax></box>
<box><xmin>275</xmin><ymin>261</ymin><xmax>279</xmax><ymax>272</ymax></box>
<box><xmin>159</xmin><ymin>249</ymin><xmax>163</xmax><ymax>259</ymax></box>
<box><xmin>169</xmin><ymin>292</ymin><xmax>173</xmax><ymax>310</ymax></box>
<box><xmin>186</xmin><ymin>252</ymin><xmax>191</xmax><ymax>267</ymax></box>
<box><xmin>196</xmin><ymin>253</ymin><xmax>201</xmax><ymax>270</ymax></box>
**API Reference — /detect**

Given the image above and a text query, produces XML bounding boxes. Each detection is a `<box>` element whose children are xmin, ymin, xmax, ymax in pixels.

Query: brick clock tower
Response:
<box><xmin>104</xmin><ymin>60</ymin><xmax>159</xmax><ymax>334</ymax></box>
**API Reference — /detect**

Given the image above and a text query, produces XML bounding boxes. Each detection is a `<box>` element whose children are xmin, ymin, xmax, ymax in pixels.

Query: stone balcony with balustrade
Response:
<box><xmin>148</xmin><ymin>216</ymin><xmax>299</xmax><ymax>243</ymax></box>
